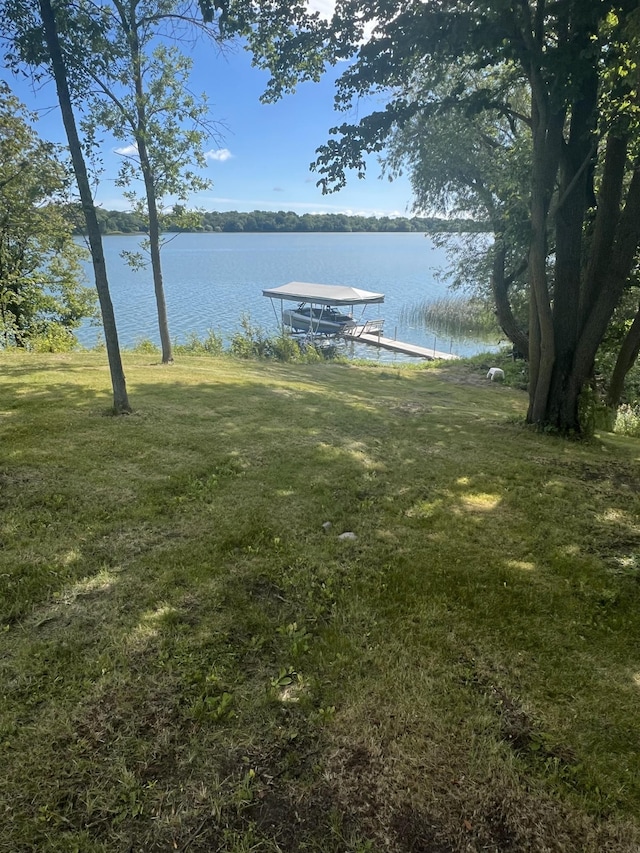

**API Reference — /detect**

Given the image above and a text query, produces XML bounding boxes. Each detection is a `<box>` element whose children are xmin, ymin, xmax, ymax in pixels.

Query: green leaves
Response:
<box><xmin>0</xmin><ymin>85</ymin><xmax>96</xmax><ymax>348</ymax></box>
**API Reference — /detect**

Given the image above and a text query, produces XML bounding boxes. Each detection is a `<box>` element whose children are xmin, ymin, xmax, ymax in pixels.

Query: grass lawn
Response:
<box><xmin>1</xmin><ymin>349</ymin><xmax>640</xmax><ymax>852</ymax></box>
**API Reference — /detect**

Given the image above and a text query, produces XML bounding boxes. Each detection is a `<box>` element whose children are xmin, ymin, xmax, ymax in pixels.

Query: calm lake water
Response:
<box><xmin>77</xmin><ymin>232</ymin><xmax>493</xmax><ymax>360</ymax></box>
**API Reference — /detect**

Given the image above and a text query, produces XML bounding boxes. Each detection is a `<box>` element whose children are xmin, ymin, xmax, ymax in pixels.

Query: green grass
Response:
<box><xmin>1</xmin><ymin>349</ymin><xmax>640</xmax><ymax>852</ymax></box>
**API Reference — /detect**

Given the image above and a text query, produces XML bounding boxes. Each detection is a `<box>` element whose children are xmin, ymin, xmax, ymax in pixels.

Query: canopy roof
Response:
<box><xmin>263</xmin><ymin>281</ymin><xmax>385</xmax><ymax>306</ymax></box>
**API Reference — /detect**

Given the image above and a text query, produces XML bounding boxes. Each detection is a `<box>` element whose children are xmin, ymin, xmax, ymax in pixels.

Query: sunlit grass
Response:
<box><xmin>1</xmin><ymin>349</ymin><xmax>640</xmax><ymax>851</ymax></box>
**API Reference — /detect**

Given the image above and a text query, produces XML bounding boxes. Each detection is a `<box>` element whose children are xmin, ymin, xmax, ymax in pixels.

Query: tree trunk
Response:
<box><xmin>527</xmin><ymin>124</ymin><xmax>557</xmax><ymax>424</ymax></box>
<box><xmin>139</xmin><ymin>145</ymin><xmax>174</xmax><ymax>364</ymax></box>
<box><xmin>581</xmin><ymin>135</ymin><xmax>627</xmax><ymax>324</ymax></box>
<box><xmin>39</xmin><ymin>0</ymin><xmax>131</xmax><ymax>414</ymax></box>
<box><xmin>490</xmin><ymin>240</ymin><xmax>529</xmax><ymax>356</ymax></box>
<box><xmin>540</xmin><ymin>154</ymin><xmax>640</xmax><ymax>432</ymax></box>
<box><xmin>129</xmin><ymin>10</ymin><xmax>173</xmax><ymax>365</ymax></box>
<box><xmin>606</xmin><ymin>303</ymin><xmax>640</xmax><ymax>409</ymax></box>
<box><xmin>543</xmin><ymin>77</ymin><xmax>597</xmax><ymax>433</ymax></box>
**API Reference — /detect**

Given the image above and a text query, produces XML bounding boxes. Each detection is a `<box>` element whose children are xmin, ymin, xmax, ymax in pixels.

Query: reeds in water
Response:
<box><xmin>401</xmin><ymin>296</ymin><xmax>501</xmax><ymax>343</ymax></box>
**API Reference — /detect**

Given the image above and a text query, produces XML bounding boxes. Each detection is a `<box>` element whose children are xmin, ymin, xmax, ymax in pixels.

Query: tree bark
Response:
<box><xmin>39</xmin><ymin>0</ymin><xmax>131</xmax><ymax>414</ymax></box>
<box><xmin>139</xmin><ymin>139</ymin><xmax>174</xmax><ymax>364</ymax></box>
<box><xmin>581</xmin><ymin>135</ymin><xmax>627</xmax><ymax>324</ymax></box>
<box><xmin>543</xmin><ymin>156</ymin><xmax>640</xmax><ymax>431</ymax></box>
<box><xmin>490</xmin><ymin>239</ymin><xmax>529</xmax><ymax>356</ymax></box>
<box><xmin>553</xmin><ymin>72</ymin><xmax>597</xmax><ymax>374</ymax></box>
<box><xmin>526</xmin><ymin>102</ymin><xmax>561</xmax><ymax>424</ymax></box>
<box><xmin>606</xmin><ymin>303</ymin><xmax>640</xmax><ymax>409</ymax></box>
<box><xmin>127</xmin><ymin>0</ymin><xmax>174</xmax><ymax>365</ymax></box>
<box><xmin>570</xmin><ymin>159</ymin><xmax>640</xmax><ymax>401</ymax></box>
<box><xmin>543</xmin><ymin>73</ymin><xmax>598</xmax><ymax>432</ymax></box>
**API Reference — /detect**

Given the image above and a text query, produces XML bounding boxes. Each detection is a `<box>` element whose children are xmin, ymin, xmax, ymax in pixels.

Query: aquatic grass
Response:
<box><xmin>401</xmin><ymin>295</ymin><xmax>502</xmax><ymax>343</ymax></box>
<box><xmin>1</xmin><ymin>350</ymin><xmax>640</xmax><ymax>851</ymax></box>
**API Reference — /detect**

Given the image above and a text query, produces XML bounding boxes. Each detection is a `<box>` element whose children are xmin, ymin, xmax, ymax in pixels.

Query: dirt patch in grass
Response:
<box><xmin>435</xmin><ymin>363</ymin><xmax>498</xmax><ymax>387</ymax></box>
<box><xmin>319</xmin><ymin>735</ymin><xmax>639</xmax><ymax>853</ymax></box>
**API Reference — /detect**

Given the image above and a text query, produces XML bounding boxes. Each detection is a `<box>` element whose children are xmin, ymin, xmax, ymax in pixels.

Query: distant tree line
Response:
<box><xmin>69</xmin><ymin>206</ymin><xmax>489</xmax><ymax>235</ymax></box>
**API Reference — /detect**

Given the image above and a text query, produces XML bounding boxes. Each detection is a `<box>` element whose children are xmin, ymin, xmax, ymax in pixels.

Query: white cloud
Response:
<box><xmin>205</xmin><ymin>148</ymin><xmax>233</xmax><ymax>162</ymax></box>
<box><xmin>308</xmin><ymin>0</ymin><xmax>375</xmax><ymax>41</ymax></box>
<box><xmin>308</xmin><ymin>0</ymin><xmax>334</xmax><ymax>18</ymax></box>
<box><xmin>114</xmin><ymin>144</ymin><xmax>139</xmax><ymax>157</ymax></box>
<box><xmin>199</xmin><ymin>195</ymin><xmax>409</xmax><ymax>218</ymax></box>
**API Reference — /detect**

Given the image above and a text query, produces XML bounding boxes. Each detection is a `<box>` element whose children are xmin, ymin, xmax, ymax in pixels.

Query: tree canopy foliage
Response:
<box><xmin>79</xmin><ymin>0</ymin><xmax>223</xmax><ymax>364</ymax></box>
<box><xmin>1</xmin><ymin>0</ymin><xmax>331</xmax><ymax>369</ymax></box>
<box><xmin>282</xmin><ymin>0</ymin><xmax>640</xmax><ymax>433</ymax></box>
<box><xmin>0</xmin><ymin>84</ymin><xmax>96</xmax><ymax>350</ymax></box>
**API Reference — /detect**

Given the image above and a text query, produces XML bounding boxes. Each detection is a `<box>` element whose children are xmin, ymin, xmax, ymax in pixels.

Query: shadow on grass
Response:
<box><xmin>1</xmin><ymin>356</ymin><xmax>640</xmax><ymax>851</ymax></box>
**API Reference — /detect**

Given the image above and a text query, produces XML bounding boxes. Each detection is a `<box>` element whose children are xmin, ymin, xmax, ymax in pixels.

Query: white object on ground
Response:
<box><xmin>487</xmin><ymin>367</ymin><xmax>505</xmax><ymax>382</ymax></box>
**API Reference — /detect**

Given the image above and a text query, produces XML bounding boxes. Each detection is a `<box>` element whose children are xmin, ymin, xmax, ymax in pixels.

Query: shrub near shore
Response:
<box><xmin>1</xmin><ymin>350</ymin><xmax>639</xmax><ymax>852</ymax></box>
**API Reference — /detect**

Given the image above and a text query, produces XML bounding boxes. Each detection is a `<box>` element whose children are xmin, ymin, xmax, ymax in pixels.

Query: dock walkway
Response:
<box><xmin>343</xmin><ymin>326</ymin><xmax>459</xmax><ymax>361</ymax></box>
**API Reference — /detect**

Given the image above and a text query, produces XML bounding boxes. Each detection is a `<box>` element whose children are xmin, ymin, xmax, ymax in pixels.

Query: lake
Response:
<box><xmin>77</xmin><ymin>231</ymin><xmax>494</xmax><ymax>360</ymax></box>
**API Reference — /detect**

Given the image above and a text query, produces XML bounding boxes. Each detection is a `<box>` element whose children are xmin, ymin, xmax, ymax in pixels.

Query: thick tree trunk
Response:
<box><xmin>518</xmin><ymin>12</ymin><xmax>628</xmax><ymax>435</ymax></box>
<box><xmin>527</xmin><ymin>116</ymin><xmax>558</xmax><ymax>424</ymax></box>
<box><xmin>552</xmin><ymin>89</ymin><xmax>596</xmax><ymax>386</ymax></box>
<box><xmin>39</xmin><ymin>0</ymin><xmax>131</xmax><ymax>414</ymax></box>
<box><xmin>544</xmin><ymin>79</ymin><xmax>597</xmax><ymax>433</ymax></box>
<box><xmin>542</xmin><ymin>155</ymin><xmax>640</xmax><ymax>432</ymax></box>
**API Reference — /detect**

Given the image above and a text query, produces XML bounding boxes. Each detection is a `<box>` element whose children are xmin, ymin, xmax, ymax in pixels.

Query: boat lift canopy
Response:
<box><xmin>262</xmin><ymin>282</ymin><xmax>385</xmax><ymax>306</ymax></box>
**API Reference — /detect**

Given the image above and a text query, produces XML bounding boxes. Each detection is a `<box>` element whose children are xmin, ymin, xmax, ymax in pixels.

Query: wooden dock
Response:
<box><xmin>344</xmin><ymin>328</ymin><xmax>459</xmax><ymax>361</ymax></box>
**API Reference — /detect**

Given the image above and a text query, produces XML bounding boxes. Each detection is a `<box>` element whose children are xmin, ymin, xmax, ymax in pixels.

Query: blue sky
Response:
<box><xmin>2</xmin><ymin>27</ymin><xmax>417</xmax><ymax>218</ymax></box>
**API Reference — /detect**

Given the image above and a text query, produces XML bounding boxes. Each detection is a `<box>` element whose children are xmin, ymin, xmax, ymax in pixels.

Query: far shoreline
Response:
<box><xmin>71</xmin><ymin>208</ymin><xmax>490</xmax><ymax>237</ymax></box>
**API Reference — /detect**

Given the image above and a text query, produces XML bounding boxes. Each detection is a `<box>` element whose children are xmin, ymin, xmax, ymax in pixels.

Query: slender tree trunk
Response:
<box><xmin>39</xmin><ymin>0</ymin><xmax>131</xmax><ymax>414</ymax></box>
<box><xmin>490</xmin><ymin>239</ymin><xmax>529</xmax><ymax>356</ymax></box>
<box><xmin>581</xmin><ymin>135</ymin><xmax>627</xmax><ymax>323</ymax></box>
<box><xmin>569</xmin><ymin>159</ymin><xmax>640</xmax><ymax>412</ymax></box>
<box><xmin>128</xmin><ymin>7</ymin><xmax>173</xmax><ymax>364</ymax></box>
<box><xmin>607</xmin><ymin>303</ymin><xmax>640</xmax><ymax>409</ymax></box>
<box><xmin>139</xmin><ymin>144</ymin><xmax>174</xmax><ymax>364</ymax></box>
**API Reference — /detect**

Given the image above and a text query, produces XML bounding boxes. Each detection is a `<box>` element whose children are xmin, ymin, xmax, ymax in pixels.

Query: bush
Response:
<box><xmin>132</xmin><ymin>338</ymin><xmax>161</xmax><ymax>355</ymax></box>
<box><xmin>229</xmin><ymin>314</ymin><xmax>321</xmax><ymax>362</ymax></box>
<box><xmin>266</xmin><ymin>333</ymin><xmax>300</xmax><ymax>362</ymax></box>
<box><xmin>229</xmin><ymin>314</ymin><xmax>271</xmax><ymax>359</ymax></box>
<box><xmin>613</xmin><ymin>403</ymin><xmax>640</xmax><ymax>438</ymax></box>
<box><xmin>174</xmin><ymin>330</ymin><xmax>224</xmax><ymax>357</ymax></box>
<box><xmin>30</xmin><ymin>325</ymin><xmax>79</xmax><ymax>353</ymax></box>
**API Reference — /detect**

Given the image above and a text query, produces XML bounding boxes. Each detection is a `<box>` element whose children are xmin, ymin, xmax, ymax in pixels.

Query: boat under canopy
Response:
<box><xmin>281</xmin><ymin>304</ymin><xmax>357</xmax><ymax>335</ymax></box>
<box><xmin>262</xmin><ymin>282</ymin><xmax>385</xmax><ymax>306</ymax></box>
<box><xmin>263</xmin><ymin>281</ymin><xmax>385</xmax><ymax>339</ymax></box>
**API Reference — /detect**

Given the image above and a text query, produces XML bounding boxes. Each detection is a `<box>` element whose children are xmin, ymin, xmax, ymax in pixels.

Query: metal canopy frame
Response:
<box><xmin>263</xmin><ymin>282</ymin><xmax>385</xmax><ymax>341</ymax></box>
